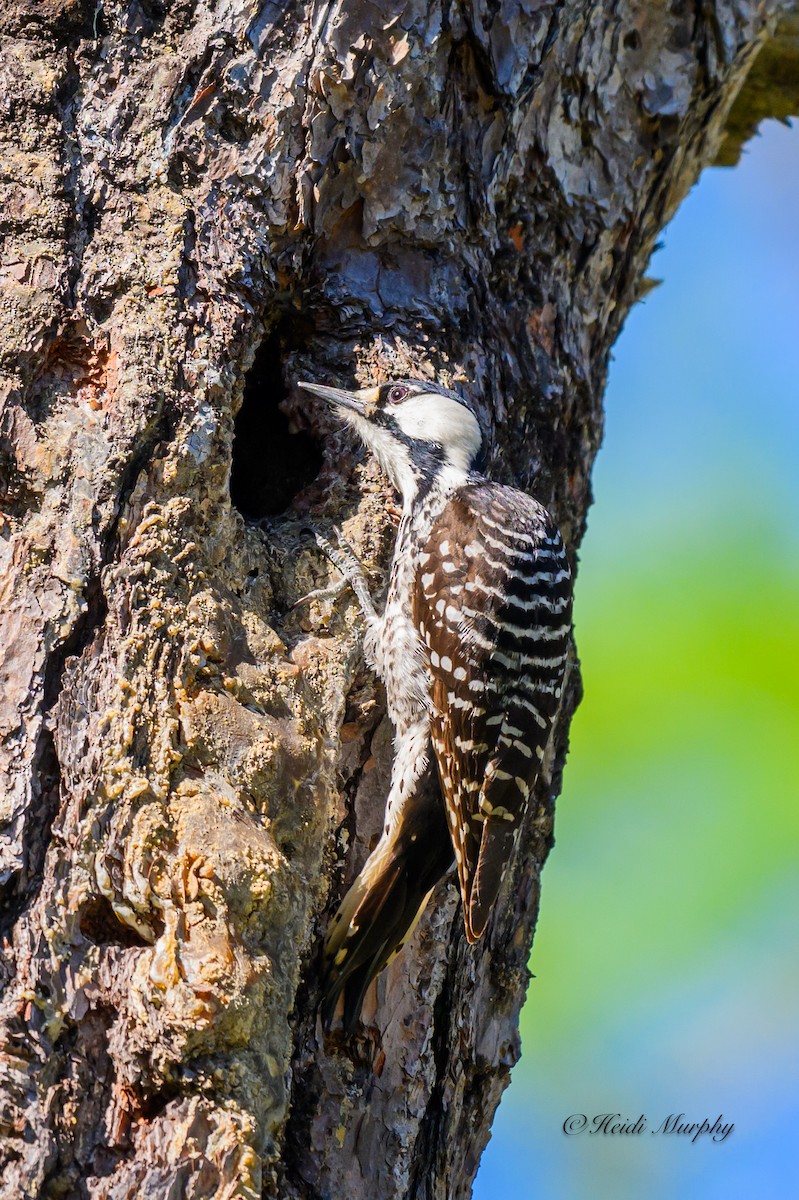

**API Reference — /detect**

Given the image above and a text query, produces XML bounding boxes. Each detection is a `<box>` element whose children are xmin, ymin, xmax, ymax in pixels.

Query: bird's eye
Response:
<box><xmin>388</xmin><ymin>385</ymin><xmax>409</xmax><ymax>405</ymax></box>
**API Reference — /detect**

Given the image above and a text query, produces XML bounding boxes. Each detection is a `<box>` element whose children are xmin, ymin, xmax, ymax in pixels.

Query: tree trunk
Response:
<box><xmin>0</xmin><ymin>2</ymin><xmax>792</xmax><ymax>1197</ymax></box>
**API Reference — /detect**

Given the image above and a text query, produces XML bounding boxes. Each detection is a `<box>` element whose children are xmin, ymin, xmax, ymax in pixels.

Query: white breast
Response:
<box><xmin>367</xmin><ymin>511</ymin><xmax>438</xmax><ymax>739</ymax></box>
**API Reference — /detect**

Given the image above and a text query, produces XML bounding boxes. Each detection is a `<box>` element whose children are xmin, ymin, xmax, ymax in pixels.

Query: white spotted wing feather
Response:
<box><xmin>413</xmin><ymin>482</ymin><xmax>572</xmax><ymax>940</ymax></box>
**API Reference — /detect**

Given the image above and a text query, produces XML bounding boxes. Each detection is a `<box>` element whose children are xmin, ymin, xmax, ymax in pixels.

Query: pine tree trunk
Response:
<box><xmin>0</xmin><ymin>3</ymin><xmax>791</xmax><ymax>1197</ymax></box>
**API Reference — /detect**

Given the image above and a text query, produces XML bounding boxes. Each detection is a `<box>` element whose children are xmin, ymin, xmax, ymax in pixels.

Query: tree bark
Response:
<box><xmin>0</xmin><ymin>2</ymin><xmax>792</xmax><ymax>1197</ymax></box>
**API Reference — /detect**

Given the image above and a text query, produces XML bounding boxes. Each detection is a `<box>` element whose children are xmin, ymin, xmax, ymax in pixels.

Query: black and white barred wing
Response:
<box><xmin>413</xmin><ymin>483</ymin><xmax>572</xmax><ymax>942</ymax></box>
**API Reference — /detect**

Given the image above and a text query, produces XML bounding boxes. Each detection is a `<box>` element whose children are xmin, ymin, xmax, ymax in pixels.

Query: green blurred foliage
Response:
<box><xmin>530</xmin><ymin>529</ymin><xmax>799</xmax><ymax>1038</ymax></box>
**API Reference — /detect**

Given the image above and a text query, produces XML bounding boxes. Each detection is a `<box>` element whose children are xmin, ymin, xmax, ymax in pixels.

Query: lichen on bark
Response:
<box><xmin>0</xmin><ymin>2</ymin><xmax>794</xmax><ymax>1197</ymax></box>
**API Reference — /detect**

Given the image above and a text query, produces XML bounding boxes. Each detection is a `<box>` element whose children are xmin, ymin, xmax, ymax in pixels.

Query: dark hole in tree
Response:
<box><xmin>230</xmin><ymin>327</ymin><xmax>323</xmax><ymax>519</ymax></box>
<box><xmin>79</xmin><ymin>895</ymin><xmax>155</xmax><ymax>948</ymax></box>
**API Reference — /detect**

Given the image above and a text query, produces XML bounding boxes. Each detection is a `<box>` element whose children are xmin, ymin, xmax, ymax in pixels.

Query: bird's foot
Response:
<box><xmin>300</xmin><ymin>527</ymin><xmax>378</xmax><ymax>622</ymax></box>
<box><xmin>292</xmin><ymin>575</ymin><xmax>352</xmax><ymax>610</ymax></box>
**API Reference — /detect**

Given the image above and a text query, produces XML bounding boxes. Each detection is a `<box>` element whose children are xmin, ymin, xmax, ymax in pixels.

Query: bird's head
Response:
<box><xmin>298</xmin><ymin>378</ymin><xmax>482</xmax><ymax>501</ymax></box>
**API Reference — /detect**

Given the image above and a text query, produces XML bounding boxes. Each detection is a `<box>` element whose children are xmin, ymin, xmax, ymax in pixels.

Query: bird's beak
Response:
<box><xmin>298</xmin><ymin>381</ymin><xmax>379</xmax><ymax>417</ymax></box>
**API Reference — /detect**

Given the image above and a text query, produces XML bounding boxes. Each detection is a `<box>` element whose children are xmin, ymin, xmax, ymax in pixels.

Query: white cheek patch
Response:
<box><xmin>394</xmin><ymin>394</ymin><xmax>482</xmax><ymax>472</ymax></box>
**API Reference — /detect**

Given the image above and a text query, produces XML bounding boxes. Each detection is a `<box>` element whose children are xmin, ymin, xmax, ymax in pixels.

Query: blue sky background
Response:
<box><xmin>474</xmin><ymin>119</ymin><xmax>799</xmax><ymax>1199</ymax></box>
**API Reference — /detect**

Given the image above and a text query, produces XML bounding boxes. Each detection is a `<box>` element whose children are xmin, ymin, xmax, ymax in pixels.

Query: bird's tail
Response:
<box><xmin>320</xmin><ymin>772</ymin><xmax>453</xmax><ymax>1033</ymax></box>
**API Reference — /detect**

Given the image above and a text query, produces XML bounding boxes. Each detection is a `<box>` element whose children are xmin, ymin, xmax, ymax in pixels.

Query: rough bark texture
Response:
<box><xmin>0</xmin><ymin>2</ymin><xmax>793</xmax><ymax>1198</ymax></box>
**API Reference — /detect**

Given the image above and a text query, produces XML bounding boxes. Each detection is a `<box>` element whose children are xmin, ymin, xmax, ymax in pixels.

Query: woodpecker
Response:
<box><xmin>298</xmin><ymin>378</ymin><xmax>572</xmax><ymax>1032</ymax></box>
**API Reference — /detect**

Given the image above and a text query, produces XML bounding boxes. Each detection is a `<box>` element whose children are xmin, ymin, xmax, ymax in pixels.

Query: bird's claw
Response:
<box><xmin>298</xmin><ymin>525</ymin><xmax>378</xmax><ymax>622</ymax></box>
<box><xmin>292</xmin><ymin>576</ymin><xmax>351</xmax><ymax>610</ymax></box>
